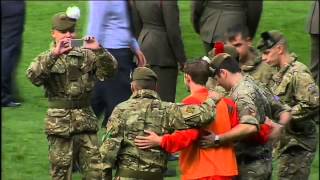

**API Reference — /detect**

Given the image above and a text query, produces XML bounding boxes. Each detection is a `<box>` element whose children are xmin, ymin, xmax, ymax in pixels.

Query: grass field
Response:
<box><xmin>2</xmin><ymin>1</ymin><xmax>318</xmax><ymax>180</ymax></box>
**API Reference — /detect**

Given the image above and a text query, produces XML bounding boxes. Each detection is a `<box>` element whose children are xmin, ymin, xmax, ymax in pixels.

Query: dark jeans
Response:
<box><xmin>1</xmin><ymin>3</ymin><xmax>25</xmax><ymax>105</ymax></box>
<box><xmin>91</xmin><ymin>48</ymin><xmax>136</xmax><ymax>127</ymax></box>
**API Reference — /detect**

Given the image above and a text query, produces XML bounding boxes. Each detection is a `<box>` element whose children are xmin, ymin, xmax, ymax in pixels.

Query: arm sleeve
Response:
<box><xmin>87</xmin><ymin>1</ymin><xmax>106</xmax><ymax>44</ymax></box>
<box><xmin>160</xmin><ymin>129</ymin><xmax>200</xmax><ymax>153</ymax></box>
<box><xmin>246</xmin><ymin>1</ymin><xmax>263</xmax><ymax>38</ymax></box>
<box><xmin>100</xmin><ymin>107</ymin><xmax>124</xmax><ymax>169</ymax></box>
<box><xmin>167</xmin><ymin>98</ymin><xmax>216</xmax><ymax>130</ymax></box>
<box><xmin>26</xmin><ymin>51</ymin><xmax>57</xmax><ymax>86</ymax></box>
<box><xmin>235</xmin><ymin>95</ymin><xmax>260</xmax><ymax>131</ymax></box>
<box><xmin>86</xmin><ymin>48</ymin><xmax>118</xmax><ymax>81</ymax></box>
<box><xmin>162</xmin><ymin>1</ymin><xmax>187</xmax><ymax>64</ymax></box>
<box><xmin>291</xmin><ymin>71</ymin><xmax>319</xmax><ymax>120</ymax></box>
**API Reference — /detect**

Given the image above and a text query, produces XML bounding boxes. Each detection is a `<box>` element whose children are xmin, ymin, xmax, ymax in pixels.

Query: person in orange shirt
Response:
<box><xmin>135</xmin><ymin>60</ymin><xmax>238</xmax><ymax>180</ymax></box>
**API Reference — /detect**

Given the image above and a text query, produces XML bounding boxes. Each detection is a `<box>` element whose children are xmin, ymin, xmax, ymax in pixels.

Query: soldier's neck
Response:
<box><xmin>279</xmin><ymin>53</ymin><xmax>292</xmax><ymax>68</ymax></box>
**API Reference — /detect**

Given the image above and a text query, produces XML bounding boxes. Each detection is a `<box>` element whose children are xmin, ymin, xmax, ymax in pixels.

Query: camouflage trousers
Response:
<box><xmin>277</xmin><ymin>146</ymin><xmax>316</xmax><ymax>180</ymax></box>
<box><xmin>47</xmin><ymin>133</ymin><xmax>102</xmax><ymax>180</ymax></box>
<box><xmin>235</xmin><ymin>158</ymin><xmax>272</xmax><ymax>180</ymax></box>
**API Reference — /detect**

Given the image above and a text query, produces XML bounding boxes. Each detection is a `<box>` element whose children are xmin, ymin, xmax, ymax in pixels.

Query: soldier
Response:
<box><xmin>225</xmin><ymin>25</ymin><xmax>275</xmax><ymax>87</ymax></box>
<box><xmin>191</xmin><ymin>0</ymin><xmax>263</xmax><ymax>53</ymax></box>
<box><xmin>307</xmin><ymin>1</ymin><xmax>319</xmax><ymax>85</ymax></box>
<box><xmin>200</xmin><ymin>53</ymin><xmax>291</xmax><ymax>180</ymax></box>
<box><xmin>130</xmin><ymin>0</ymin><xmax>187</xmax><ymax>103</ymax></box>
<box><xmin>26</xmin><ymin>7</ymin><xmax>118</xmax><ymax>180</ymax></box>
<box><xmin>99</xmin><ymin>67</ymin><xmax>219</xmax><ymax>180</ymax></box>
<box><xmin>258</xmin><ymin>30</ymin><xmax>319</xmax><ymax>180</ymax></box>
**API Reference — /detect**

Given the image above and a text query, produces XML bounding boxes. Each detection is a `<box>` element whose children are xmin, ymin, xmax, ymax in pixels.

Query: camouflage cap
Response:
<box><xmin>257</xmin><ymin>30</ymin><xmax>285</xmax><ymax>51</ymax></box>
<box><xmin>209</xmin><ymin>53</ymin><xmax>231</xmax><ymax>76</ymax></box>
<box><xmin>52</xmin><ymin>12</ymin><xmax>77</xmax><ymax>32</ymax></box>
<box><xmin>132</xmin><ymin>67</ymin><xmax>158</xmax><ymax>81</ymax></box>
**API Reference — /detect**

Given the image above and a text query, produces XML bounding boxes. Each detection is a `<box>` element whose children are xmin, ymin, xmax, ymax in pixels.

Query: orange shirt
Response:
<box><xmin>161</xmin><ymin>87</ymin><xmax>238</xmax><ymax>180</ymax></box>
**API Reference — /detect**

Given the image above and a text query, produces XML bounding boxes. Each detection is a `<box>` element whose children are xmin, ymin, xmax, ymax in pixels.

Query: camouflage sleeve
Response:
<box><xmin>87</xmin><ymin>48</ymin><xmax>118</xmax><ymax>81</ymax></box>
<box><xmin>263</xmin><ymin>85</ymin><xmax>291</xmax><ymax>120</ymax></box>
<box><xmin>99</xmin><ymin>107</ymin><xmax>124</xmax><ymax>169</ymax></box>
<box><xmin>167</xmin><ymin>98</ymin><xmax>216</xmax><ymax>130</ymax></box>
<box><xmin>26</xmin><ymin>51</ymin><xmax>57</xmax><ymax>86</ymax></box>
<box><xmin>291</xmin><ymin>71</ymin><xmax>319</xmax><ymax>120</ymax></box>
<box><xmin>234</xmin><ymin>95</ymin><xmax>260</xmax><ymax>130</ymax></box>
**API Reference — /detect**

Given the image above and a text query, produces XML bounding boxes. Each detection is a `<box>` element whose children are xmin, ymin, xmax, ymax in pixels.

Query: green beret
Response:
<box><xmin>52</xmin><ymin>12</ymin><xmax>76</xmax><ymax>32</ymax></box>
<box><xmin>257</xmin><ymin>30</ymin><xmax>285</xmax><ymax>51</ymax></box>
<box><xmin>209</xmin><ymin>53</ymin><xmax>231</xmax><ymax>75</ymax></box>
<box><xmin>132</xmin><ymin>67</ymin><xmax>158</xmax><ymax>81</ymax></box>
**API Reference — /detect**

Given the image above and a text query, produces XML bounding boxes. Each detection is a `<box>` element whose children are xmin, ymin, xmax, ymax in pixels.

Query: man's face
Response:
<box><xmin>214</xmin><ymin>69</ymin><xmax>231</xmax><ymax>91</ymax></box>
<box><xmin>51</xmin><ymin>29</ymin><xmax>76</xmax><ymax>42</ymax></box>
<box><xmin>261</xmin><ymin>46</ymin><xmax>280</xmax><ymax>67</ymax></box>
<box><xmin>228</xmin><ymin>34</ymin><xmax>251</xmax><ymax>61</ymax></box>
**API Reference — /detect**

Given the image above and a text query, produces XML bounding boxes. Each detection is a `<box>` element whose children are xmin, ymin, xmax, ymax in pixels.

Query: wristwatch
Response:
<box><xmin>214</xmin><ymin>135</ymin><xmax>220</xmax><ymax>145</ymax></box>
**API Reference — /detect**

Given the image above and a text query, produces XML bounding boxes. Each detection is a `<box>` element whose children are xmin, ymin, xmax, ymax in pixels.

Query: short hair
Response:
<box><xmin>225</xmin><ymin>24</ymin><xmax>250</xmax><ymax>42</ymax></box>
<box><xmin>183</xmin><ymin>60</ymin><xmax>212</xmax><ymax>85</ymax></box>
<box><xmin>215</xmin><ymin>56</ymin><xmax>241</xmax><ymax>77</ymax></box>
<box><xmin>134</xmin><ymin>79</ymin><xmax>157</xmax><ymax>90</ymax></box>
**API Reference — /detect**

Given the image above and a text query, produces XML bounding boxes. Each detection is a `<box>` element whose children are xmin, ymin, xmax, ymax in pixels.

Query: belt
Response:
<box><xmin>48</xmin><ymin>98</ymin><xmax>90</xmax><ymax>109</ymax></box>
<box><xmin>116</xmin><ymin>168</ymin><xmax>163</xmax><ymax>180</ymax></box>
<box><xmin>143</xmin><ymin>24</ymin><xmax>166</xmax><ymax>32</ymax></box>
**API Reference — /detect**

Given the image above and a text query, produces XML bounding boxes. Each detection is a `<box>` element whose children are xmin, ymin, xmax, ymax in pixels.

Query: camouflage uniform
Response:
<box><xmin>27</xmin><ymin>45</ymin><xmax>117</xmax><ymax>180</ymax></box>
<box><xmin>100</xmin><ymin>87</ymin><xmax>217</xmax><ymax>180</ymax></box>
<box><xmin>229</xmin><ymin>75</ymin><xmax>288</xmax><ymax>180</ymax></box>
<box><xmin>268</xmin><ymin>54</ymin><xmax>319</xmax><ymax>180</ymax></box>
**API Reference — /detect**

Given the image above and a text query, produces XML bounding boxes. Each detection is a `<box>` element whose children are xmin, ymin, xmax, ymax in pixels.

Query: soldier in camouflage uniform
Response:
<box><xmin>200</xmin><ymin>53</ymin><xmax>291</xmax><ymax>180</ymax></box>
<box><xmin>99</xmin><ymin>67</ymin><xmax>219</xmax><ymax>180</ymax></box>
<box><xmin>225</xmin><ymin>25</ymin><xmax>276</xmax><ymax>87</ymax></box>
<box><xmin>258</xmin><ymin>30</ymin><xmax>319</xmax><ymax>180</ymax></box>
<box><xmin>26</xmin><ymin>8</ymin><xmax>118</xmax><ymax>180</ymax></box>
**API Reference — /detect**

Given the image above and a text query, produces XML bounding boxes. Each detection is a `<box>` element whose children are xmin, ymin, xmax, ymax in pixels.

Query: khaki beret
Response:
<box><xmin>132</xmin><ymin>67</ymin><xmax>158</xmax><ymax>81</ymax></box>
<box><xmin>52</xmin><ymin>12</ymin><xmax>77</xmax><ymax>32</ymax></box>
<box><xmin>257</xmin><ymin>30</ymin><xmax>285</xmax><ymax>51</ymax></box>
<box><xmin>209</xmin><ymin>53</ymin><xmax>232</xmax><ymax>75</ymax></box>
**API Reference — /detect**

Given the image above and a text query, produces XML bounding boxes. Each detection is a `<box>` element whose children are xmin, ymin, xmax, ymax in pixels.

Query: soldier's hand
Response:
<box><xmin>265</xmin><ymin>116</ymin><xmax>284</xmax><ymax>141</ymax></box>
<box><xmin>83</xmin><ymin>36</ymin><xmax>101</xmax><ymax>50</ymax></box>
<box><xmin>134</xmin><ymin>130</ymin><xmax>162</xmax><ymax>149</ymax></box>
<box><xmin>135</xmin><ymin>50</ymin><xmax>147</xmax><ymax>67</ymax></box>
<box><xmin>199</xmin><ymin>131</ymin><xmax>218</xmax><ymax>148</ymax></box>
<box><xmin>52</xmin><ymin>37</ymin><xmax>72</xmax><ymax>57</ymax></box>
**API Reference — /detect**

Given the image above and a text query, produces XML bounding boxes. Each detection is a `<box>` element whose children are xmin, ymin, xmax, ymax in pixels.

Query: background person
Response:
<box><xmin>87</xmin><ymin>0</ymin><xmax>146</xmax><ymax>127</ymax></box>
<box><xmin>191</xmin><ymin>0</ymin><xmax>262</xmax><ymax>53</ymax></box>
<box><xmin>26</xmin><ymin>7</ymin><xmax>118</xmax><ymax>179</ymax></box>
<box><xmin>1</xmin><ymin>0</ymin><xmax>25</xmax><ymax>107</ymax></box>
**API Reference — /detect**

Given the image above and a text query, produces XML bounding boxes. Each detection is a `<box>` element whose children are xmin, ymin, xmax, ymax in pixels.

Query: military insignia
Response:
<box><xmin>185</xmin><ymin>106</ymin><xmax>195</xmax><ymax>114</ymax></box>
<box><xmin>274</xmin><ymin>95</ymin><xmax>281</xmax><ymax>102</ymax></box>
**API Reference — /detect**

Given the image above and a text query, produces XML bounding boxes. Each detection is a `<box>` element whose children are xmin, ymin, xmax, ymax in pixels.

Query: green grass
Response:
<box><xmin>2</xmin><ymin>1</ymin><xmax>318</xmax><ymax>180</ymax></box>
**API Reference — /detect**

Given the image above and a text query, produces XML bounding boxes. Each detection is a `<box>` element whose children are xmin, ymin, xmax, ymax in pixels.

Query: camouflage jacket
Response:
<box><xmin>269</xmin><ymin>54</ymin><xmax>319</xmax><ymax>152</ymax></box>
<box><xmin>229</xmin><ymin>75</ymin><xmax>288</xmax><ymax>159</ymax></box>
<box><xmin>26</xmin><ymin>47</ymin><xmax>118</xmax><ymax>136</ymax></box>
<box><xmin>100</xmin><ymin>89</ymin><xmax>216</xmax><ymax>173</ymax></box>
<box><xmin>240</xmin><ymin>47</ymin><xmax>276</xmax><ymax>87</ymax></box>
